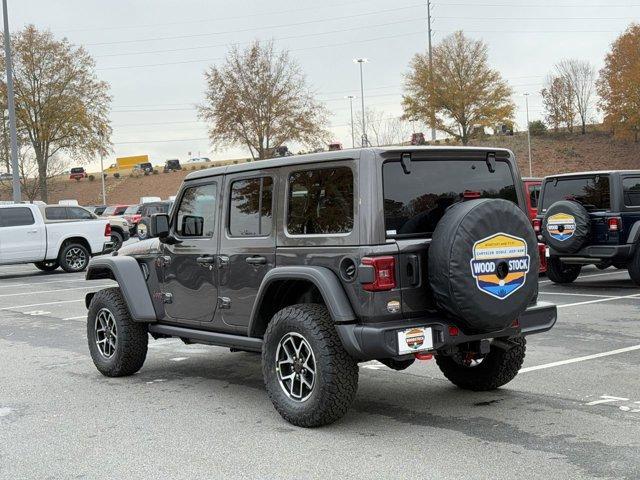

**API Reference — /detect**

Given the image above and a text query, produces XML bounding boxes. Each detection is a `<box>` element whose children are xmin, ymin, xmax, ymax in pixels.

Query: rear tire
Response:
<box><xmin>436</xmin><ymin>337</ymin><xmax>526</xmax><ymax>391</ymax></box>
<box><xmin>262</xmin><ymin>304</ymin><xmax>359</xmax><ymax>428</ymax></box>
<box><xmin>34</xmin><ymin>261</ymin><xmax>59</xmax><ymax>272</ymax></box>
<box><xmin>87</xmin><ymin>287</ymin><xmax>148</xmax><ymax>377</ymax></box>
<box><xmin>59</xmin><ymin>242</ymin><xmax>90</xmax><ymax>273</ymax></box>
<box><xmin>627</xmin><ymin>247</ymin><xmax>640</xmax><ymax>285</ymax></box>
<box><xmin>546</xmin><ymin>256</ymin><xmax>581</xmax><ymax>284</ymax></box>
<box><xmin>111</xmin><ymin>230</ymin><xmax>124</xmax><ymax>251</ymax></box>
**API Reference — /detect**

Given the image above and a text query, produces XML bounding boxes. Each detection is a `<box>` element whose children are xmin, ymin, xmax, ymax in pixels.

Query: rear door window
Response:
<box><xmin>67</xmin><ymin>207</ymin><xmax>94</xmax><ymax>219</ymax></box>
<box><xmin>383</xmin><ymin>159</ymin><xmax>517</xmax><ymax>237</ymax></box>
<box><xmin>541</xmin><ymin>176</ymin><xmax>610</xmax><ymax>212</ymax></box>
<box><xmin>45</xmin><ymin>206</ymin><xmax>69</xmax><ymax>220</ymax></box>
<box><xmin>0</xmin><ymin>207</ymin><xmax>35</xmax><ymax>227</ymax></box>
<box><xmin>287</xmin><ymin>167</ymin><xmax>354</xmax><ymax>235</ymax></box>
<box><xmin>623</xmin><ymin>177</ymin><xmax>640</xmax><ymax>207</ymax></box>
<box><xmin>229</xmin><ymin>177</ymin><xmax>273</xmax><ymax>237</ymax></box>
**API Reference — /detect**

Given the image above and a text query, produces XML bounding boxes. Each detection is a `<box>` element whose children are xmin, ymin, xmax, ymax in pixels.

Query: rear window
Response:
<box><xmin>71</xmin><ymin>168</ymin><xmax>84</xmax><ymax>173</ymax></box>
<box><xmin>383</xmin><ymin>159</ymin><xmax>517</xmax><ymax>238</ymax></box>
<box><xmin>287</xmin><ymin>167</ymin><xmax>354</xmax><ymax>235</ymax></box>
<box><xmin>0</xmin><ymin>207</ymin><xmax>35</xmax><ymax>227</ymax></box>
<box><xmin>623</xmin><ymin>177</ymin><xmax>640</xmax><ymax>207</ymax></box>
<box><xmin>143</xmin><ymin>203</ymin><xmax>169</xmax><ymax>215</ymax></box>
<box><xmin>541</xmin><ymin>176</ymin><xmax>610</xmax><ymax>212</ymax></box>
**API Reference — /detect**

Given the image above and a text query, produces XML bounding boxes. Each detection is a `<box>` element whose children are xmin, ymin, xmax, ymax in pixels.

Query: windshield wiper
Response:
<box><xmin>485</xmin><ymin>153</ymin><xmax>496</xmax><ymax>173</ymax></box>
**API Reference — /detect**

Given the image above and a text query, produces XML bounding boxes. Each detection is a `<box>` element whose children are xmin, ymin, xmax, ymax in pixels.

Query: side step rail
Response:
<box><xmin>148</xmin><ymin>324</ymin><xmax>263</xmax><ymax>353</ymax></box>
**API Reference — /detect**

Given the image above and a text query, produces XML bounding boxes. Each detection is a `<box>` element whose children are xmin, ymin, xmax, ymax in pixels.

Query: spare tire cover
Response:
<box><xmin>428</xmin><ymin>198</ymin><xmax>539</xmax><ymax>333</ymax></box>
<box><xmin>541</xmin><ymin>200</ymin><xmax>590</xmax><ymax>253</ymax></box>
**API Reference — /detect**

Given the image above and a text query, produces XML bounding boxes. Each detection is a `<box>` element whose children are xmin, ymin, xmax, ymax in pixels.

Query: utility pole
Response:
<box><xmin>345</xmin><ymin>95</ymin><xmax>356</xmax><ymax>149</ymax></box>
<box><xmin>100</xmin><ymin>152</ymin><xmax>106</xmax><ymax>205</ymax></box>
<box><xmin>2</xmin><ymin>0</ymin><xmax>21</xmax><ymax>202</ymax></box>
<box><xmin>354</xmin><ymin>58</ymin><xmax>368</xmax><ymax>147</ymax></box>
<box><xmin>427</xmin><ymin>0</ymin><xmax>436</xmax><ymax>143</ymax></box>
<box><xmin>524</xmin><ymin>93</ymin><xmax>533</xmax><ymax>177</ymax></box>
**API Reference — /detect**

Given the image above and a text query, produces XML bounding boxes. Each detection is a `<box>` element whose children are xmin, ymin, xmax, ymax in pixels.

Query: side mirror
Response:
<box><xmin>182</xmin><ymin>215</ymin><xmax>204</xmax><ymax>237</ymax></box>
<box><xmin>150</xmin><ymin>213</ymin><xmax>170</xmax><ymax>239</ymax></box>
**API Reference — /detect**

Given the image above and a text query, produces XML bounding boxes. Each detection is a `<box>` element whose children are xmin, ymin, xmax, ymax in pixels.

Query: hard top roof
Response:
<box><xmin>184</xmin><ymin>146</ymin><xmax>514</xmax><ymax>181</ymax></box>
<box><xmin>544</xmin><ymin>170</ymin><xmax>640</xmax><ymax>179</ymax></box>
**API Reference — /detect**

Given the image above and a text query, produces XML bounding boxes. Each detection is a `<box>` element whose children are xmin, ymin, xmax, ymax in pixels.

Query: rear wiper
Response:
<box><xmin>485</xmin><ymin>153</ymin><xmax>496</xmax><ymax>173</ymax></box>
<box><xmin>401</xmin><ymin>153</ymin><xmax>411</xmax><ymax>174</ymax></box>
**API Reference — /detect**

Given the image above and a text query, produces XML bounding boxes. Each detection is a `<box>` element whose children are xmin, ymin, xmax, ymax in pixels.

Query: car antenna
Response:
<box><xmin>400</xmin><ymin>152</ymin><xmax>411</xmax><ymax>174</ymax></box>
<box><xmin>485</xmin><ymin>152</ymin><xmax>496</xmax><ymax>173</ymax></box>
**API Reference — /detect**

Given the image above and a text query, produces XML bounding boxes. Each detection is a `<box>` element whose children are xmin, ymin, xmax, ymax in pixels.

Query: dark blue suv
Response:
<box><xmin>537</xmin><ymin>170</ymin><xmax>640</xmax><ymax>284</ymax></box>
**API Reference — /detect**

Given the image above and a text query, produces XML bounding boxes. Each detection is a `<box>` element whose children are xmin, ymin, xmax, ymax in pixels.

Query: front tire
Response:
<box><xmin>436</xmin><ymin>337</ymin><xmax>526</xmax><ymax>391</ymax></box>
<box><xmin>34</xmin><ymin>260</ymin><xmax>59</xmax><ymax>272</ymax></box>
<box><xmin>262</xmin><ymin>304</ymin><xmax>359</xmax><ymax>428</ymax></box>
<box><xmin>546</xmin><ymin>256</ymin><xmax>581</xmax><ymax>284</ymax></box>
<box><xmin>87</xmin><ymin>288</ymin><xmax>148</xmax><ymax>377</ymax></box>
<box><xmin>59</xmin><ymin>242</ymin><xmax>90</xmax><ymax>273</ymax></box>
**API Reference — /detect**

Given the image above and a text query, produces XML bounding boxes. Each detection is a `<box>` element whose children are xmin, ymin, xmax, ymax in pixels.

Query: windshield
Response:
<box><xmin>383</xmin><ymin>159</ymin><xmax>517</xmax><ymax>238</ymax></box>
<box><xmin>541</xmin><ymin>176</ymin><xmax>610</xmax><ymax>212</ymax></box>
<box><xmin>124</xmin><ymin>205</ymin><xmax>141</xmax><ymax>215</ymax></box>
<box><xmin>102</xmin><ymin>206</ymin><xmax>116</xmax><ymax>216</ymax></box>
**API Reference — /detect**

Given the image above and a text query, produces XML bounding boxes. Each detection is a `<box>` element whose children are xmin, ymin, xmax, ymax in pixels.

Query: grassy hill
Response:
<box><xmin>2</xmin><ymin>130</ymin><xmax>639</xmax><ymax>206</ymax></box>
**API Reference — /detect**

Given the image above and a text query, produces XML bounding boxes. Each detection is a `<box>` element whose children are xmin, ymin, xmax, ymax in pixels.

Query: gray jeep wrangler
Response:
<box><xmin>85</xmin><ymin>147</ymin><xmax>557</xmax><ymax>427</ymax></box>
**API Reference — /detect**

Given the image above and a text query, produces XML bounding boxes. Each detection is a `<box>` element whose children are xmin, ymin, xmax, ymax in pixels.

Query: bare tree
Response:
<box><xmin>557</xmin><ymin>59</ymin><xmax>596</xmax><ymax>134</ymax></box>
<box><xmin>0</xmin><ymin>25</ymin><xmax>112</xmax><ymax>202</ymax></box>
<box><xmin>541</xmin><ymin>75</ymin><xmax>576</xmax><ymax>132</ymax></box>
<box><xmin>0</xmin><ymin>147</ymin><xmax>69</xmax><ymax>201</ymax></box>
<box><xmin>354</xmin><ymin>108</ymin><xmax>413</xmax><ymax>146</ymax></box>
<box><xmin>199</xmin><ymin>41</ymin><xmax>329</xmax><ymax>160</ymax></box>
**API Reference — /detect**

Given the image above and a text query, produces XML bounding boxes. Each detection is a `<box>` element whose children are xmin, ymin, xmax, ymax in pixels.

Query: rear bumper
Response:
<box><xmin>551</xmin><ymin>244</ymin><xmax>632</xmax><ymax>262</ymax></box>
<box><xmin>335</xmin><ymin>301</ymin><xmax>557</xmax><ymax>361</ymax></box>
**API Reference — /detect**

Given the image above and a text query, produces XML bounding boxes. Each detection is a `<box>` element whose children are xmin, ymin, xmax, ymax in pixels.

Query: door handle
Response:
<box><xmin>196</xmin><ymin>255</ymin><xmax>215</xmax><ymax>266</ymax></box>
<box><xmin>245</xmin><ymin>256</ymin><xmax>267</xmax><ymax>265</ymax></box>
<box><xmin>216</xmin><ymin>255</ymin><xmax>229</xmax><ymax>268</ymax></box>
<box><xmin>27</xmin><ymin>229</ymin><xmax>38</xmax><ymax>234</ymax></box>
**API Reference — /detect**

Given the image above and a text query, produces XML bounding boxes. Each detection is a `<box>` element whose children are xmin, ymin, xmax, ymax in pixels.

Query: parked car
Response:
<box><xmin>69</xmin><ymin>167</ymin><xmax>88</xmax><ymax>181</ymax></box>
<box><xmin>522</xmin><ymin>177</ymin><xmax>547</xmax><ymax>274</ymax></box>
<box><xmin>163</xmin><ymin>159</ymin><xmax>182</xmax><ymax>173</ymax></box>
<box><xmin>186</xmin><ymin>157</ymin><xmax>211</xmax><ymax>164</ymax></box>
<box><xmin>135</xmin><ymin>201</ymin><xmax>172</xmax><ymax>239</ymax></box>
<box><xmin>123</xmin><ymin>204</ymin><xmax>142</xmax><ymax>231</ymax></box>
<box><xmin>84</xmin><ymin>146</ymin><xmax>556</xmax><ymax>427</ymax></box>
<box><xmin>0</xmin><ymin>204</ymin><xmax>112</xmax><ymax>272</ymax></box>
<box><xmin>48</xmin><ymin>206</ymin><xmax>127</xmax><ymax>250</ymax></box>
<box><xmin>85</xmin><ymin>205</ymin><xmax>107</xmax><ymax>216</ymax></box>
<box><xmin>101</xmin><ymin>204</ymin><xmax>130</xmax><ymax>217</ymax></box>
<box><xmin>537</xmin><ymin>170</ymin><xmax>640</xmax><ymax>284</ymax></box>
<box><xmin>133</xmin><ymin>162</ymin><xmax>154</xmax><ymax>175</ymax></box>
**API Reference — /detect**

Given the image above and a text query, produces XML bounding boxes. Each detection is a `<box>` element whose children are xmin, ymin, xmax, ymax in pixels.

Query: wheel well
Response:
<box><xmin>110</xmin><ymin>226</ymin><xmax>124</xmax><ymax>236</ymax></box>
<box><xmin>86</xmin><ymin>266</ymin><xmax>116</xmax><ymax>281</ymax></box>
<box><xmin>252</xmin><ymin>279</ymin><xmax>324</xmax><ymax>337</ymax></box>
<box><xmin>59</xmin><ymin>237</ymin><xmax>91</xmax><ymax>258</ymax></box>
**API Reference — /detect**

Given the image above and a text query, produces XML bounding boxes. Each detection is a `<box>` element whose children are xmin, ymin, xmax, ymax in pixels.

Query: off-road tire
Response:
<box><xmin>87</xmin><ymin>287</ymin><xmax>148</xmax><ymax>377</ymax></box>
<box><xmin>58</xmin><ymin>242</ymin><xmax>90</xmax><ymax>273</ymax></box>
<box><xmin>546</xmin><ymin>256</ymin><xmax>581</xmax><ymax>284</ymax></box>
<box><xmin>262</xmin><ymin>304</ymin><xmax>359</xmax><ymax>428</ymax></box>
<box><xmin>627</xmin><ymin>247</ymin><xmax>640</xmax><ymax>285</ymax></box>
<box><xmin>111</xmin><ymin>230</ymin><xmax>124</xmax><ymax>251</ymax></box>
<box><xmin>34</xmin><ymin>260</ymin><xmax>59</xmax><ymax>272</ymax></box>
<box><xmin>436</xmin><ymin>337</ymin><xmax>526</xmax><ymax>391</ymax></box>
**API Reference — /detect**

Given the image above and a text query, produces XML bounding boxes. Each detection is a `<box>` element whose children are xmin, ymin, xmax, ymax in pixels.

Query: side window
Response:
<box><xmin>229</xmin><ymin>177</ymin><xmax>273</xmax><ymax>237</ymax></box>
<box><xmin>175</xmin><ymin>183</ymin><xmax>217</xmax><ymax>237</ymax></box>
<box><xmin>45</xmin><ymin>206</ymin><xmax>69</xmax><ymax>220</ymax></box>
<box><xmin>0</xmin><ymin>207</ymin><xmax>35</xmax><ymax>227</ymax></box>
<box><xmin>623</xmin><ymin>177</ymin><xmax>640</xmax><ymax>207</ymax></box>
<box><xmin>287</xmin><ymin>167</ymin><xmax>354</xmax><ymax>235</ymax></box>
<box><xmin>68</xmin><ymin>207</ymin><xmax>94</xmax><ymax>219</ymax></box>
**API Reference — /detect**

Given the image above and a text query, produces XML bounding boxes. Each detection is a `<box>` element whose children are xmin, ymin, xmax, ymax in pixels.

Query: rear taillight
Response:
<box><xmin>608</xmin><ymin>217</ymin><xmax>621</xmax><ymax>231</ymax></box>
<box><xmin>361</xmin><ymin>256</ymin><xmax>396</xmax><ymax>291</ymax></box>
<box><xmin>532</xmin><ymin>218</ymin><xmax>541</xmax><ymax>233</ymax></box>
<box><xmin>105</xmin><ymin>223</ymin><xmax>111</xmax><ymax>237</ymax></box>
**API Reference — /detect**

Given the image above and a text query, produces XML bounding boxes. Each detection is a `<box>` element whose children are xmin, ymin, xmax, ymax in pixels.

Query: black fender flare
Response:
<box><xmin>85</xmin><ymin>256</ymin><xmax>157</xmax><ymax>322</ymax></box>
<box><xmin>248</xmin><ymin>266</ymin><xmax>356</xmax><ymax>336</ymax></box>
<box><xmin>626</xmin><ymin>221</ymin><xmax>640</xmax><ymax>251</ymax></box>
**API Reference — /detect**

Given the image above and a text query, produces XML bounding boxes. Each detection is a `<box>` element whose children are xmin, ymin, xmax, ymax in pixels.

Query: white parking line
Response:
<box><xmin>557</xmin><ymin>293</ymin><xmax>640</xmax><ymax>308</ymax></box>
<box><xmin>539</xmin><ymin>271</ymin><xmax>627</xmax><ymax>284</ymax></box>
<box><xmin>520</xmin><ymin>345</ymin><xmax>640</xmax><ymax>373</ymax></box>
<box><xmin>62</xmin><ymin>315</ymin><xmax>86</xmax><ymax>321</ymax></box>
<box><xmin>538</xmin><ymin>292</ymin><xmax>616</xmax><ymax>298</ymax></box>
<box><xmin>0</xmin><ymin>277</ymin><xmax>89</xmax><ymax>289</ymax></box>
<box><xmin>0</xmin><ymin>284</ymin><xmax>112</xmax><ymax>298</ymax></box>
<box><xmin>0</xmin><ymin>299</ymin><xmax>83</xmax><ymax>310</ymax></box>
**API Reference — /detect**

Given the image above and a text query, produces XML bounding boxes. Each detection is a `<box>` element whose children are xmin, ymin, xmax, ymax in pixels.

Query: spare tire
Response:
<box><xmin>541</xmin><ymin>200</ymin><xmax>590</xmax><ymax>253</ymax></box>
<box><xmin>428</xmin><ymin>199</ymin><xmax>538</xmax><ymax>333</ymax></box>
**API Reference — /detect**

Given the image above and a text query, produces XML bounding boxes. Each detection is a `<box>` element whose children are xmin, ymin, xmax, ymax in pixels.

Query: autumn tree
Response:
<box><xmin>0</xmin><ymin>25</ymin><xmax>112</xmax><ymax>202</ymax></box>
<box><xmin>402</xmin><ymin>31</ymin><xmax>514</xmax><ymax>145</ymax></box>
<box><xmin>541</xmin><ymin>75</ymin><xmax>576</xmax><ymax>132</ymax></box>
<box><xmin>597</xmin><ymin>24</ymin><xmax>640</xmax><ymax>142</ymax></box>
<box><xmin>199</xmin><ymin>41</ymin><xmax>329</xmax><ymax>160</ymax></box>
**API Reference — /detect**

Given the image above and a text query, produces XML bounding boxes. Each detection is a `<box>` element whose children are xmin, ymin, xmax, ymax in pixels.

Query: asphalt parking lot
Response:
<box><xmin>0</xmin><ymin>260</ymin><xmax>638</xmax><ymax>479</ymax></box>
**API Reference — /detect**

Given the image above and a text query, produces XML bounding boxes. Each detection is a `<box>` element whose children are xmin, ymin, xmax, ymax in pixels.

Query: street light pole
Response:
<box><xmin>2</xmin><ymin>0</ymin><xmax>21</xmax><ymax>202</ymax></box>
<box><xmin>100</xmin><ymin>152</ymin><xmax>106</xmax><ymax>205</ymax></box>
<box><xmin>524</xmin><ymin>93</ymin><xmax>533</xmax><ymax>177</ymax></box>
<box><xmin>353</xmin><ymin>58</ymin><xmax>368</xmax><ymax>147</ymax></box>
<box><xmin>427</xmin><ymin>0</ymin><xmax>436</xmax><ymax>142</ymax></box>
<box><xmin>345</xmin><ymin>95</ymin><xmax>356</xmax><ymax>149</ymax></box>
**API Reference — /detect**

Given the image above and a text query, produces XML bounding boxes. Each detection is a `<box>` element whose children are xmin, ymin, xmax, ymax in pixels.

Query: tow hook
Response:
<box><xmin>414</xmin><ymin>352</ymin><xmax>433</xmax><ymax>361</ymax></box>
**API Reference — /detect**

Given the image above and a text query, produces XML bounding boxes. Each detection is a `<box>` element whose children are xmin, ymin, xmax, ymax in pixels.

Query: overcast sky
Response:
<box><xmin>7</xmin><ymin>0</ymin><xmax>639</xmax><ymax>168</ymax></box>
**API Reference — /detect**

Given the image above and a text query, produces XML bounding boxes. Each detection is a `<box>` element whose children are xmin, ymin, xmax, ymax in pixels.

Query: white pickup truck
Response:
<box><xmin>0</xmin><ymin>204</ymin><xmax>113</xmax><ymax>273</ymax></box>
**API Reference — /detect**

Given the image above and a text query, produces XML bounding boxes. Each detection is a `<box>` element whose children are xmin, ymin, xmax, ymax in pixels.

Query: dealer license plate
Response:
<box><xmin>397</xmin><ymin>327</ymin><xmax>434</xmax><ymax>355</ymax></box>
